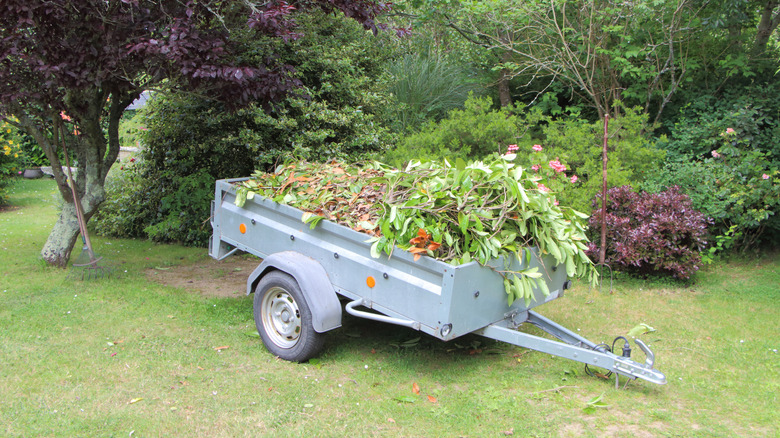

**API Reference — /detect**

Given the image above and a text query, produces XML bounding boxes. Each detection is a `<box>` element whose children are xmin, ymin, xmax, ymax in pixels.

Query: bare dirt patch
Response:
<box><xmin>0</xmin><ymin>204</ymin><xmax>20</xmax><ymax>213</ymax></box>
<box><xmin>145</xmin><ymin>256</ymin><xmax>261</xmax><ymax>298</ymax></box>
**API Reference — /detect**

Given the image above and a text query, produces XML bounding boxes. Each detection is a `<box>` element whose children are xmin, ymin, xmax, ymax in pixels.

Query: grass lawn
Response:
<box><xmin>1</xmin><ymin>178</ymin><xmax>777</xmax><ymax>437</ymax></box>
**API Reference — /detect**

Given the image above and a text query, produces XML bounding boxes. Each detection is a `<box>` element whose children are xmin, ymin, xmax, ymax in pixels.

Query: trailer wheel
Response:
<box><xmin>253</xmin><ymin>270</ymin><xmax>324</xmax><ymax>362</ymax></box>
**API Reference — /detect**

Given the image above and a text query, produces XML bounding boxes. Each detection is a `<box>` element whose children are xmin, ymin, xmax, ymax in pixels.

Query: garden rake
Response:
<box><xmin>61</xmin><ymin>140</ymin><xmax>111</xmax><ymax>280</ymax></box>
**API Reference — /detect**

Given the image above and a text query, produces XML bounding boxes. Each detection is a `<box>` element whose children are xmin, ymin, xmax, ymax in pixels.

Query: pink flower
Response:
<box><xmin>531</xmin><ymin>164</ymin><xmax>540</xmax><ymax>172</ymax></box>
<box><xmin>506</xmin><ymin>144</ymin><xmax>519</xmax><ymax>153</ymax></box>
<box><xmin>548</xmin><ymin>159</ymin><xmax>566</xmax><ymax>173</ymax></box>
<box><xmin>553</xmin><ymin>200</ymin><xmax>559</xmax><ymax>206</ymax></box>
<box><xmin>570</xmin><ymin>175</ymin><xmax>578</xmax><ymax>183</ymax></box>
<box><xmin>537</xmin><ymin>183</ymin><xmax>549</xmax><ymax>192</ymax></box>
<box><xmin>532</xmin><ymin>144</ymin><xmax>543</xmax><ymax>152</ymax></box>
<box><xmin>726</xmin><ymin>128</ymin><xmax>735</xmax><ymax>134</ymax></box>
<box><xmin>763</xmin><ymin>174</ymin><xmax>770</xmax><ymax>180</ymax></box>
<box><xmin>711</xmin><ymin>150</ymin><xmax>720</xmax><ymax>158</ymax></box>
<box><xmin>59</xmin><ymin>111</ymin><xmax>72</xmax><ymax>122</ymax></box>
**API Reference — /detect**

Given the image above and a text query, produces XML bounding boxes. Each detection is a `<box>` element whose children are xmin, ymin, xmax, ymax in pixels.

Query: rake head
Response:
<box><xmin>68</xmin><ymin>246</ymin><xmax>112</xmax><ymax>280</ymax></box>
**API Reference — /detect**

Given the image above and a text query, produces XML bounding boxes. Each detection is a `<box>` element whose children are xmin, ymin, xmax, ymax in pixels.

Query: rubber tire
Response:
<box><xmin>253</xmin><ymin>270</ymin><xmax>324</xmax><ymax>362</ymax></box>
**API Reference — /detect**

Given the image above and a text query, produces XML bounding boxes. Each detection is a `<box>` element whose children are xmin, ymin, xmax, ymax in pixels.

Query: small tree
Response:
<box><xmin>0</xmin><ymin>0</ymin><xmax>387</xmax><ymax>267</ymax></box>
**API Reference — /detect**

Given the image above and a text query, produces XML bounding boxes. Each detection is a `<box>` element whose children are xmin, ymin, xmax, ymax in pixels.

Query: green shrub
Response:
<box><xmin>643</xmin><ymin>129</ymin><xmax>780</xmax><ymax>250</ymax></box>
<box><xmin>385</xmin><ymin>50</ymin><xmax>481</xmax><ymax>133</ymax></box>
<box><xmin>91</xmin><ymin>158</ymin><xmax>152</xmax><ymax>238</ymax></box>
<box><xmin>659</xmin><ymin>83</ymin><xmax>780</xmax><ymax>163</ymax></box>
<box><xmin>389</xmin><ymin>97</ymin><xmax>664</xmax><ymax>213</ymax></box>
<box><xmin>523</xmin><ymin>106</ymin><xmax>664</xmax><ymax>212</ymax></box>
<box><xmin>385</xmin><ymin>95</ymin><xmax>525</xmax><ymax>167</ymax></box>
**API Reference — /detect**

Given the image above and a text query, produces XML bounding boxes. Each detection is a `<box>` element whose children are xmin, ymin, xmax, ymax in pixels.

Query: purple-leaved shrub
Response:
<box><xmin>587</xmin><ymin>186</ymin><xmax>710</xmax><ymax>280</ymax></box>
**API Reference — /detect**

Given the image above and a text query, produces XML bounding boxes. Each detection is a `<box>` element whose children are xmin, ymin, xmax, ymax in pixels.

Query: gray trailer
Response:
<box><xmin>209</xmin><ymin>178</ymin><xmax>666</xmax><ymax>386</ymax></box>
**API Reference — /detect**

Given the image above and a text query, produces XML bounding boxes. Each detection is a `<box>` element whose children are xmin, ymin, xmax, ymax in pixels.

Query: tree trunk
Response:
<box><xmin>753</xmin><ymin>1</ymin><xmax>780</xmax><ymax>57</ymax></box>
<box><xmin>41</xmin><ymin>203</ymin><xmax>82</xmax><ymax>267</ymax></box>
<box><xmin>498</xmin><ymin>50</ymin><xmax>513</xmax><ymax>108</ymax></box>
<box><xmin>15</xmin><ymin>87</ymin><xmax>129</xmax><ymax>267</ymax></box>
<box><xmin>40</xmin><ymin>174</ymin><xmax>104</xmax><ymax>267</ymax></box>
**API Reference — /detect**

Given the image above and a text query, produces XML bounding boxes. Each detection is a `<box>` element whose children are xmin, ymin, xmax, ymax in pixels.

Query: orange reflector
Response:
<box><xmin>366</xmin><ymin>276</ymin><xmax>376</xmax><ymax>288</ymax></box>
<box><xmin>239</xmin><ymin>223</ymin><xmax>247</xmax><ymax>234</ymax></box>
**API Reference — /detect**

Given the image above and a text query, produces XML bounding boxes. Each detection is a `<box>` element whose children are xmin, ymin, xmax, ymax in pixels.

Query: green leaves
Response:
<box><xmin>235</xmin><ymin>156</ymin><xmax>597</xmax><ymax>305</ymax></box>
<box><xmin>627</xmin><ymin>323</ymin><xmax>656</xmax><ymax>338</ymax></box>
<box><xmin>583</xmin><ymin>392</ymin><xmax>609</xmax><ymax>414</ymax></box>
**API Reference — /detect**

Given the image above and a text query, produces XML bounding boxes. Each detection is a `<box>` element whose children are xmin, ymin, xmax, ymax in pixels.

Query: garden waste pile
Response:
<box><xmin>234</xmin><ymin>155</ymin><xmax>597</xmax><ymax>305</ymax></box>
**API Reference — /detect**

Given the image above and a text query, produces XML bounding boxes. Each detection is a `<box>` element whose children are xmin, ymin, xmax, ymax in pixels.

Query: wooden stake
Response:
<box><xmin>599</xmin><ymin>114</ymin><xmax>609</xmax><ymax>266</ymax></box>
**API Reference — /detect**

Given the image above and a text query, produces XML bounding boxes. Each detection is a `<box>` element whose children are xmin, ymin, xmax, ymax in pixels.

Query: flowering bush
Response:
<box><xmin>513</xmin><ymin>143</ymin><xmax>579</xmax><ymax>207</ymax></box>
<box><xmin>1</xmin><ymin>119</ymin><xmax>24</xmax><ymax>175</ymax></box>
<box><xmin>587</xmin><ymin>185</ymin><xmax>710</xmax><ymax>280</ymax></box>
<box><xmin>520</xmin><ymin>105</ymin><xmax>663</xmax><ymax>212</ymax></box>
<box><xmin>0</xmin><ymin>119</ymin><xmax>27</xmax><ymax>204</ymax></box>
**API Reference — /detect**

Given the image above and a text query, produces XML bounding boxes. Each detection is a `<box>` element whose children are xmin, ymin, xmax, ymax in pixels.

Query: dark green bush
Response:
<box><xmin>643</xmin><ymin>130</ymin><xmax>780</xmax><ymax>249</ymax></box>
<box><xmin>659</xmin><ymin>83</ymin><xmax>780</xmax><ymax>163</ymax></box>
<box><xmin>94</xmin><ymin>12</ymin><xmax>393</xmax><ymax>246</ymax></box>
<box><xmin>90</xmin><ymin>159</ymin><xmax>152</xmax><ymax>239</ymax></box>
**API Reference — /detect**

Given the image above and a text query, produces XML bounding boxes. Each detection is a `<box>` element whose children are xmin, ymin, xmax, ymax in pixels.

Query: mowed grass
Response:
<box><xmin>1</xmin><ymin>178</ymin><xmax>777</xmax><ymax>437</ymax></box>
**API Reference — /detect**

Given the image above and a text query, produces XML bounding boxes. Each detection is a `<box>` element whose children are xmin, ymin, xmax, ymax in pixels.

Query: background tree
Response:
<box><xmin>440</xmin><ymin>0</ymin><xmax>702</xmax><ymax>123</ymax></box>
<box><xmin>0</xmin><ymin>0</ymin><xmax>386</xmax><ymax>267</ymax></box>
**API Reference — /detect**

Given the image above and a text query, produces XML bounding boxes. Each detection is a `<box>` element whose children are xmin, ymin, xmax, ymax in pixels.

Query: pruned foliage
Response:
<box><xmin>236</xmin><ymin>156</ymin><xmax>598</xmax><ymax>306</ymax></box>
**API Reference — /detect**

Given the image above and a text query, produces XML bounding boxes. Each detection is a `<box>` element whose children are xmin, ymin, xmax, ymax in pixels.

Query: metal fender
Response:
<box><xmin>247</xmin><ymin>251</ymin><xmax>342</xmax><ymax>333</ymax></box>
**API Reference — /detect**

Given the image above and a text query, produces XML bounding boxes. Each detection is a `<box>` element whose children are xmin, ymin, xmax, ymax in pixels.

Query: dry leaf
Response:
<box><xmin>412</xmin><ymin>382</ymin><xmax>420</xmax><ymax>395</ymax></box>
<box><xmin>413</xmin><ymin>254</ymin><xmax>421</xmax><ymax>261</ymax></box>
<box><xmin>387</xmin><ymin>418</ymin><xmax>396</xmax><ymax>423</ymax></box>
<box><xmin>214</xmin><ymin>346</ymin><xmax>230</xmax><ymax>351</ymax></box>
<box><xmin>427</xmin><ymin>395</ymin><xmax>437</xmax><ymax>403</ymax></box>
<box><xmin>503</xmin><ymin>428</ymin><xmax>514</xmax><ymax>435</ymax></box>
<box><xmin>129</xmin><ymin>398</ymin><xmax>143</xmax><ymax>404</ymax></box>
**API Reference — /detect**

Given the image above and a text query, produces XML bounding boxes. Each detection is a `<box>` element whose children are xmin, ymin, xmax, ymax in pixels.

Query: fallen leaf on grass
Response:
<box><xmin>387</xmin><ymin>418</ymin><xmax>396</xmax><ymax>423</ymax></box>
<box><xmin>583</xmin><ymin>392</ymin><xmax>609</xmax><ymax>414</ymax></box>
<box><xmin>412</xmin><ymin>382</ymin><xmax>420</xmax><ymax>395</ymax></box>
<box><xmin>394</xmin><ymin>395</ymin><xmax>417</xmax><ymax>403</ymax></box>
<box><xmin>129</xmin><ymin>398</ymin><xmax>143</xmax><ymax>404</ymax></box>
<box><xmin>214</xmin><ymin>346</ymin><xmax>230</xmax><ymax>351</ymax></box>
<box><xmin>503</xmin><ymin>428</ymin><xmax>514</xmax><ymax>436</ymax></box>
<box><xmin>427</xmin><ymin>395</ymin><xmax>437</xmax><ymax>403</ymax></box>
<box><xmin>628</xmin><ymin>323</ymin><xmax>656</xmax><ymax>338</ymax></box>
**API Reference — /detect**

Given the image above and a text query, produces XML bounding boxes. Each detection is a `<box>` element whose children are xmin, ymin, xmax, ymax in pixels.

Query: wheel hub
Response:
<box><xmin>261</xmin><ymin>287</ymin><xmax>302</xmax><ymax>348</ymax></box>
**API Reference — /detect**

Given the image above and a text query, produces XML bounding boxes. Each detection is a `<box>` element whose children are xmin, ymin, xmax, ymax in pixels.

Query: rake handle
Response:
<box><xmin>60</xmin><ymin>127</ymin><xmax>97</xmax><ymax>263</ymax></box>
